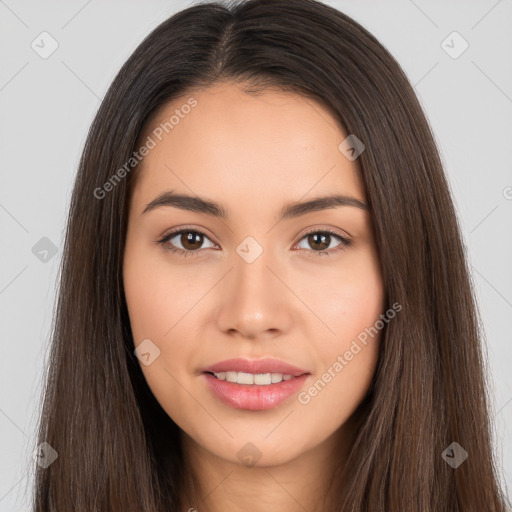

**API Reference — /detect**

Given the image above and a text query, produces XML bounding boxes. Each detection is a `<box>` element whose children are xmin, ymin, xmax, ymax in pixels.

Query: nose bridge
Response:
<box><xmin>233</xmin><ymin>237</ymin><xmax>279</xmax><ymax>310</ymax></box>
<box><xmin>215</xmin><ymin>236</ymin><xmax>292</xmax><ymax>338</ymax></box>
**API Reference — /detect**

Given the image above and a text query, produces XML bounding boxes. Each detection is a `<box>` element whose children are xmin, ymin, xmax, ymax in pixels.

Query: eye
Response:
<box><xmin>295</xmin><ymin>228</ymin><xmax>351</xmax><ymax>256</ymax></box>
<box><xmin>157</xmin><ymin>228</ymin><xmax>216</xmax><ymax>257</ymax></box>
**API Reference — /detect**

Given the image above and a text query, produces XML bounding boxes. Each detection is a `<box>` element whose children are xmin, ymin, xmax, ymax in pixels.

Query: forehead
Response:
<box><xmin>132</xmin><ymin>82</ymin><xmax>366</xmax><ymax>212</ymax></box>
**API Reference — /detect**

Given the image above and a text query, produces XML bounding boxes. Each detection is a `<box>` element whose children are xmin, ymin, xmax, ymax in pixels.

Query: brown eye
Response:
<box><xmin>178</xmin><ymin>231</ymin><xmax>204</xmax><ymax>251</ymax></box>
<box><xmin>306</xmin><ymin>233</ymin><xmax>331</xmax><ymax>251</ymax></box>
<box><xmin>296</xmin><ymin>229</ymin><xmax>351</xmax><ymax>256</ymax></box>
<box><xmin>158</xmin><ymin>229</ymin><xmax>216</xmax><ymax>256</ymax></box>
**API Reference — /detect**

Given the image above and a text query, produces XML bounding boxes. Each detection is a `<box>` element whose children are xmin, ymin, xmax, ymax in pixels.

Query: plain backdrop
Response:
<box><xmin>1</xmin><ymin>0</ymin><xmax>511</xmax><ymax>509</ymax></box>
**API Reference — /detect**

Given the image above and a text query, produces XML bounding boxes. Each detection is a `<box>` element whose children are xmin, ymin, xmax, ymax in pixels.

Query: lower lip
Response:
<box><xmin>202</xmin><ymin>372</ymin><xmax>310</xmax><ymax>411</ymax></box>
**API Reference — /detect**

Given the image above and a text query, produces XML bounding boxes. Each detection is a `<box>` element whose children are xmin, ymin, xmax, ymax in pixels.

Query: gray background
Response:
<box><xmin>1</xmin><ymin>0</ymin><xmax>511</xmax><ymax>509</ymax></box>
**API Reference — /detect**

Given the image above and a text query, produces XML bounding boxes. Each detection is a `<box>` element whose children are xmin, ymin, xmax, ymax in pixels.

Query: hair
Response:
<box><xmin>32</xmin><ymin>0</ymin><xmax>508</xmax><ymax>510</ymax></box>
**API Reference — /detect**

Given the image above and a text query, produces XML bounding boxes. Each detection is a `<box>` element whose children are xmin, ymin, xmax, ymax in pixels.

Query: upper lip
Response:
<box><xmin>201</xmin><ymin>358</ymin><xmax>310</xmax><ymax>377</ymax></box>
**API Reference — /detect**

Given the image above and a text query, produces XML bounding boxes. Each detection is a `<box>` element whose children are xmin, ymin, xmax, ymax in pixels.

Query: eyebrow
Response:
<box><xmin>142</xmin><ymin>190</ymin><xmax>368</xmax><ymax>220</ymax></box>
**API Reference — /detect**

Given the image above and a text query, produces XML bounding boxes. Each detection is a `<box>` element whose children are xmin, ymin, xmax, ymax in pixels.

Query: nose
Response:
<box><xmin>215</xmin><ymin>248</ymin><xmax>294</xmax><ymax>341</ymax></box>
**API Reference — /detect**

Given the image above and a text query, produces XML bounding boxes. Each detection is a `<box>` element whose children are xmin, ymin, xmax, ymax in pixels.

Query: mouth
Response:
<box><xmin>200</xmin><ymin>357</ymin><xmax>310</xmax><ymax>378</ymax></box>
<box><xmin>200</xmin><ymin>360</ymin><xmax>311</xmax><ymax>411</ymax></box>
<box><xmin>204</xmin><ymin>370</ymin><xmax>304</xmax><ymax>385</ymax></box>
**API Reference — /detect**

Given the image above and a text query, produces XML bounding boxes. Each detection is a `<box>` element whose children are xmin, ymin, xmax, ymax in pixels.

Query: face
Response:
<box><xmin>123</xmin><ymin>82</ymin><xmax>385</xmax><ymax>467</ymax></box>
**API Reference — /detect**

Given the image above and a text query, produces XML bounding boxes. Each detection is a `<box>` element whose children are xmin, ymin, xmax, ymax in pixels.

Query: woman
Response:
<box><xmin>32</xmin><ymin>0</ymin><xmax>508</xmax><ymax>510</ymax></box>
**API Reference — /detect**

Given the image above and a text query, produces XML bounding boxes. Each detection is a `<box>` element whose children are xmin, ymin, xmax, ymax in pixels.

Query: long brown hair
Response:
<box><xmin>32</xmin><ymin>0</ymin><xmax>509</xmax><ymax>510</ymax></box>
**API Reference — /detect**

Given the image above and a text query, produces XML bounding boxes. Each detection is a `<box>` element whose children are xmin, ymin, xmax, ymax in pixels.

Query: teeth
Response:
<box><xmin>254</xmin><ymin>373</ymin><xmax>271</xmax><ymax>385</ymax></box>
<box><xmin>212</xmin><ymin>371</ymin><xmax>294</xmax><ymax>385</ymax></box>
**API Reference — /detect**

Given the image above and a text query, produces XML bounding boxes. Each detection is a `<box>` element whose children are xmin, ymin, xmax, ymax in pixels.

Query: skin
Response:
<box><xmin>123</xmin><ymin>82</ymin><xmax>385</xmax><ymax>512</ymax></box>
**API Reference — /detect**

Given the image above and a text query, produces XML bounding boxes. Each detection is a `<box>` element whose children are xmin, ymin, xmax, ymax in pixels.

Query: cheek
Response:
<box><xmin>123</xmin><ymin>267</ymin><xmax>171</xmax><ymax>340</ymax></box>
<box><xmin>295</xmin><ymin>247</ymin><xmax>384</xmax><ymax>420</ymax></box>
<box><xmin>303</xmin><ymin>245</ymin><xmax>384</xmax><ymax>345</ymax></box>
<box><xmin>332</xmin><ymin>249</ymin><xmax>384</xmax><ymax>371</ymax></box>
<box><xmin>123</xmin><ymin>240</ymin><xmax>198</xmax><ymax>340</ymax></box>
<box><xmin>123</xmin><ymin>242</ymin><xmax>205</xmax><ymax>418</ymax></box>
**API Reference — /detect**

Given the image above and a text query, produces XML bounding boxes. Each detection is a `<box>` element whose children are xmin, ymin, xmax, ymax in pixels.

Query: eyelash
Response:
<box><xmin>156</xmin><ymin>226</ymin><xmax>352</xmax><ymax>258</ymax></box>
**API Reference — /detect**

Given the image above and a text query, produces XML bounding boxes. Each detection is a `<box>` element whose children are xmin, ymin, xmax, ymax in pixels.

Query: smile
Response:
<box><xmin>202</xmin><ymin>371</ymin><xmax>310</xmax><ymax>411</ymax></box>
<box><xmin>209</xmin><ymin>371</ymin><xmax>295</xmax><ymax>385</ymax></box>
